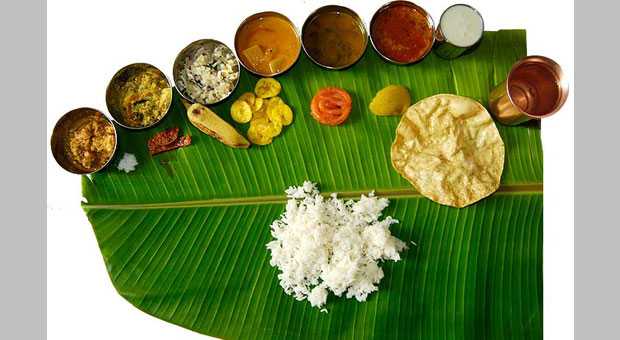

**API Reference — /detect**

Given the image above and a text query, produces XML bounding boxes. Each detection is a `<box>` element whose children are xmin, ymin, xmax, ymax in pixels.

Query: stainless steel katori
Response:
<box><xmin>173</xmin><ymin>39</ymin><xmax>241</xmax><ymax>106</ymax></box>
<box><xmin>106</xmin><ymin>63</ymin><xmax>173</xmax><ymax>130</ymax></box>
<box><xmin>50</xmin><ymin>107</ymin><xmax>118</xmax><ymax>174</ymax></box>
<box><xmin>369</xmin><ymin>1</ymin><xmax>435</xmax><ymax>65</ymax></box>
<box><xmin>434</xmin><ymin>4</ymin><xmax>485</xmax><ymax>59</ymax></box>
<box><xmin>234</xmin><ymin>12</ymin><xmax>301</xmax><ymax>77</ymax></box>
<box><xmin>301</xmin><ymin>5</ymin><xmax>368</xmax><ymax>70</ymax></box>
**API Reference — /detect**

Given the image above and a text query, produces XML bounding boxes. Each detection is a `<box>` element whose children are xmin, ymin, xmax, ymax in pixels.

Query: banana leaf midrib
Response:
<box><xmin>82</xmin><ymin>183</ymin><xmax>543</xmax><ymax>210</ymax></box>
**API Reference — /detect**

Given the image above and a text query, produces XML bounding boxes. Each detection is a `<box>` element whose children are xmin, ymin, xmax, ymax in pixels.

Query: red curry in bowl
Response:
<box><xmin>370</xmin><ymin>1</ymin><xmax>435</xmax><ymax>64</ymax></box>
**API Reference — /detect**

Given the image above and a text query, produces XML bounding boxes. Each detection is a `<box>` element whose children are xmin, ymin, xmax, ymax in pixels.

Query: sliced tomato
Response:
<box><xmin>310</xmin><ymin>87</ymin><xmax>352</xmax><ymax>126</ymax></box>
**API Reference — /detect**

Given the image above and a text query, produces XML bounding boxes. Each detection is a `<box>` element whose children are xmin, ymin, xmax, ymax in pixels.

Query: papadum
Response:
<box><xmin>391</xmin><ymin>94</ymin><xmax>505</xmax><ymax>208</ymax></box>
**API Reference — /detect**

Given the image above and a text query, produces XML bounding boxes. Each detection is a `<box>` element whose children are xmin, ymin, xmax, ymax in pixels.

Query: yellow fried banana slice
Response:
<box><xmin>230</xmin><ymin>100</ymin><xmax>253</xmax><ymax>123</ymax></box>
<box><xmin>255</xmin><ymin>78</ymin><xmax>281</xmax><ymax>98</ymax></box>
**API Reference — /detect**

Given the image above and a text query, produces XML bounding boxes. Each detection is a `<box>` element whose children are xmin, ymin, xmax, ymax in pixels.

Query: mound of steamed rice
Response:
<box><xmin>266</xmin><ymin>181</ymin><xmax>408</xmax><ymax>309</ymax></box>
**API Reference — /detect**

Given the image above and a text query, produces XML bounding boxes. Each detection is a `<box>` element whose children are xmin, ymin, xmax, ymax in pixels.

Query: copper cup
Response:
<box><xmin>489</xmin><ymin>55</ymin><xmax>569</xmax><ymax>125</ymax></box>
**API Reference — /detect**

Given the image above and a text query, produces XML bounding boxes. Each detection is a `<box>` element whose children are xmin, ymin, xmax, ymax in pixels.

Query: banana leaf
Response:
<box><xmin>82</xmin><ymin>30</ymin><xmax>542</xmax><ymax>339</ymax></box>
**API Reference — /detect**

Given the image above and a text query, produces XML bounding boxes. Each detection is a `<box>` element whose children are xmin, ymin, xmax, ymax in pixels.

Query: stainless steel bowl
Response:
<box><xmin>51</xmin><ymin>107</ymin><xmax>118</xmax><ymax>175</ymax></box>
<box><xmin>106</xmin><ymin>63</ymin><xmax>172</xmax><ymax>130</ymax></box>
<box><xmin>234</xmin><ymin>11</ymin><xmax>302</xmax><ymax>77</ymax></box>
<box><xmin>369</xmin><ymin>1</ymin><xmax>435</xmax><ymax>65</ymax></box>
<box><xmin>301</xmin><ymin>5</ymin><xmax>368</xmax><ymax>70</ymax></box>
<box><xmin>173</xmin><ymin>39</ymin><xmax>240</xmax><ymax>106</ymax></box>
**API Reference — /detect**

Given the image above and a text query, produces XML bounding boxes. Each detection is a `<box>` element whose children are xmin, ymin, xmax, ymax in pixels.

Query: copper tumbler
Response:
<box><xmin>489</xmin><ymin>56</ymin><xmax>569</xmax><ymax>125</ymax></box>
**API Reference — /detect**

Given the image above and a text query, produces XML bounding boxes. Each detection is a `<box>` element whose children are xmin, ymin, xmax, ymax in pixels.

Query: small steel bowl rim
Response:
<box><xmin>436</xmin><ymin>3</ymin><xmax>485</xmax><ymax>48</ymax></box>
<box><xmin>51</xmin><ymin>107</ymin><xmax>118</xmax><ymax>175</ymax></box>
<box><xmin>369</xmin><ymin>0</ymin><xmax>436</xmax><ymax>65</ymax></box>
<box><xmin>301</xmin><ymin>5</ymin><xmax>369</xmax><ymax>70</ymax></box>
<box><xmin>105</xmin><ymin>62</ymin><xmax>173</xmax><ymax>130</ymax></box>
<box><xmin>234</xmin><ymin>11</ymin><xmax>302</xmax><ymax>77</ymax></box>
<box><xmin>173</xmin><ymin>39</ymin><xmax>241</xmax><ymax>106</ymax></box>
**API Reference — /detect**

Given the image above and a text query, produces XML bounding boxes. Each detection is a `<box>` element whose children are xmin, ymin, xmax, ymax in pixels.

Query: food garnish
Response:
<box><xmin>369</xmin><ymin>85</ymin><xmax>411</xmax><ymax>115</ymax></box>
<box><xmin>254</xmin><ymin>78</ymin><xmax>282</xmax><ymax>98</ymax></box>
<box><xmin>177</xmin><ymin>43</ymin><xmax>240</xmax><ymax>105</ymax></box>
<box><xmin>147</xmin><ymin>127</ymin><xmax>191</xmax><ymax>156</ymax></box>
<box><xmin>187</xmin><ymin>103</ymin><xmax>250</xmax><ymax>148</ymax></box>
<box><xmin>391</xmin><ymin>94</ymin><xmax>505</xmax><ymax>207</ymax></box>
<box><xmin>113</xmin><ymin>67</ymin><xmax>172</xmax><ymax>128</ymax></box>
<box><xmin>302</xmin><ymin>6</ymin><xmax>367</xmax><ymax>69</ymax></box>
<box><xmin>310</xmin><ymin>87</ymin><xmax>352</xmax><ymax>125</ymax></box>
<box><xmin>371</xmin><ymin>3</ymin><xmax>434</xmax><ymax>63</ymax></box>
<box><xmin>235</xmin><ymin>13</ymin><xmax>301</xmax><ymax>76</ymax></box>
<box><xmin>117</xmin><ymin>153</ymin><xmax>138</xmax><ymax>173</ymax></box>
<box><xmin>66</xmin><ymin>114</ymin><xmax>116</xmax><ymax>171</ymax></box>
<box><xmin>266</xmin><ymin>181</ymin><xmax>408</xmax><ymax>309</ymax></box>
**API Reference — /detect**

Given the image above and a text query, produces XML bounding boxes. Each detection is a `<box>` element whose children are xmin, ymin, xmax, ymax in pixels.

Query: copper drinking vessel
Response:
<box><xmin>489</xmin><ymin>55</ymin><xmax>569</xmax><ymax>125</ymax></box>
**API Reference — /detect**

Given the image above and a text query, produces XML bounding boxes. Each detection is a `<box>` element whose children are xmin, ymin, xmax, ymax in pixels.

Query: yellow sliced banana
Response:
<box><xmin>253</xmin><ymin>117</ymin><xmax>282</xmax><ymax>138</ymax></box>
<box><xmin>247</xmin><ymin>123</ymin><xmax>272</xmax><ymax>145</ymax></box>
<box><xmin>266</xmin><ymin>119</ymin><xmax>283</xmax><ymax>137</ymax></box>
<box><xmin>255</xmin><ymin>78</ymin><xmax>281</xmax><ymax>98</ymax></box>
<box><xmin>266</xmin><ymin>97</ymin><xmax>294</xmax><ymax>126</ymax></box>
<box><xmin>267</xmin><ymin>103</ymin><xmax>283</xmax><ymax>124</ymax></box>
<box><xmin>230</xmin><ymin>100</ymin><xmax>253</xmax><ymax>123</ymax></box>
<box><xmin>253</xmin><ymin>97</ymin><xmax>264</xmax><ymax>112</ymax></box>
<box><xmin>229</xmin><ymin>77</ymin><xmax>293</xmax><ymax>146</ymax></box>
<box><xmin>238</xmin><ymin>92</ymin><xmax>256</xmax><ymax>106</ymax></box>
<box><xmin>253</xmin><ymin>102</ymin><xmax>267</xmax><ymax>120</ymax></box>
<box><xmin>279</xmin><ymin>103</ymin><xmax>294</xmax><ymax>126</ymax></box>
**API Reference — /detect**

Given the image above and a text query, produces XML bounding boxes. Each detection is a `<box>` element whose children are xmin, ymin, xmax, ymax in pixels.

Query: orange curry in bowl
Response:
<box><xmin>235</xmin><ymin>12</ymin><xmax>301</xmax><ymax>76</ymax></box>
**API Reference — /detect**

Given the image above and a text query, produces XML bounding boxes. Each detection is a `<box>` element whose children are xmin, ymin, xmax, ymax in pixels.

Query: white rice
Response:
<box><xmin>117</xmin><ymin>153</ymin><xmax>138</xmax><ymax>173</ymax></box>
<box><xmin>266</xmin><ymin>181</ymin><xmax>408</xmax><ymax>309</ymax></box>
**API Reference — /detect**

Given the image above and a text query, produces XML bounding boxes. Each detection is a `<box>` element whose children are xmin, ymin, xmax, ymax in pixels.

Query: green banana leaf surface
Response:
<box><xmin>82</xmin><ymin>29</ymin><xmax>542</xmax><ymax>339</ymax></box>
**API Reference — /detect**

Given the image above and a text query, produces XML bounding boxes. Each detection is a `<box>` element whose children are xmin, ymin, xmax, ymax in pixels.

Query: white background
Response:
<box><xmin>47</xmin><ymin>0</ymin><xmax>574</xmax><ymax>339</ymax></box>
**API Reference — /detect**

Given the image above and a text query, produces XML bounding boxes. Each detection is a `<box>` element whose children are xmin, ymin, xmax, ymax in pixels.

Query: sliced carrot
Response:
<box><xmin>310</xmin><ymin>87</ymin><xmax>352</xmax><ymax>126</ymax></box>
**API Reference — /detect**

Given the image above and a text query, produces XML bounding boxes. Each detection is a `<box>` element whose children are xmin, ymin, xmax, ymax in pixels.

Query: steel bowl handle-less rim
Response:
<box><xmin>301</xmin><ymin>5</ymin><xmax>369</xmax><ymax>70</ymax></box>
<box><xmin>369</xmin><ymin>0</ymin><xmax>435</xmax><ymax>65</ymax></box>
<box><xmin>172</xmin><ymin>39</ymin><xmax>241</xmax><ymax>106</ymax></box>
<box><xmin>234</xmin><ymin>11</ymin><xmax>302</xmax><ymax>77</ymax></box>
<box><xmin>51</xmin><ymin>107</ymin><xmax>118</xmax><ymax>175</ymax></box>
<box><xmin>436</xmin><ymin>3</ymin><xmax>485</xmax><ymax>48</ymax></box>
<box><xmin>105</xmin><ymin>63</ymin><xmax>173</xmax><ymax>130</ymax></box>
